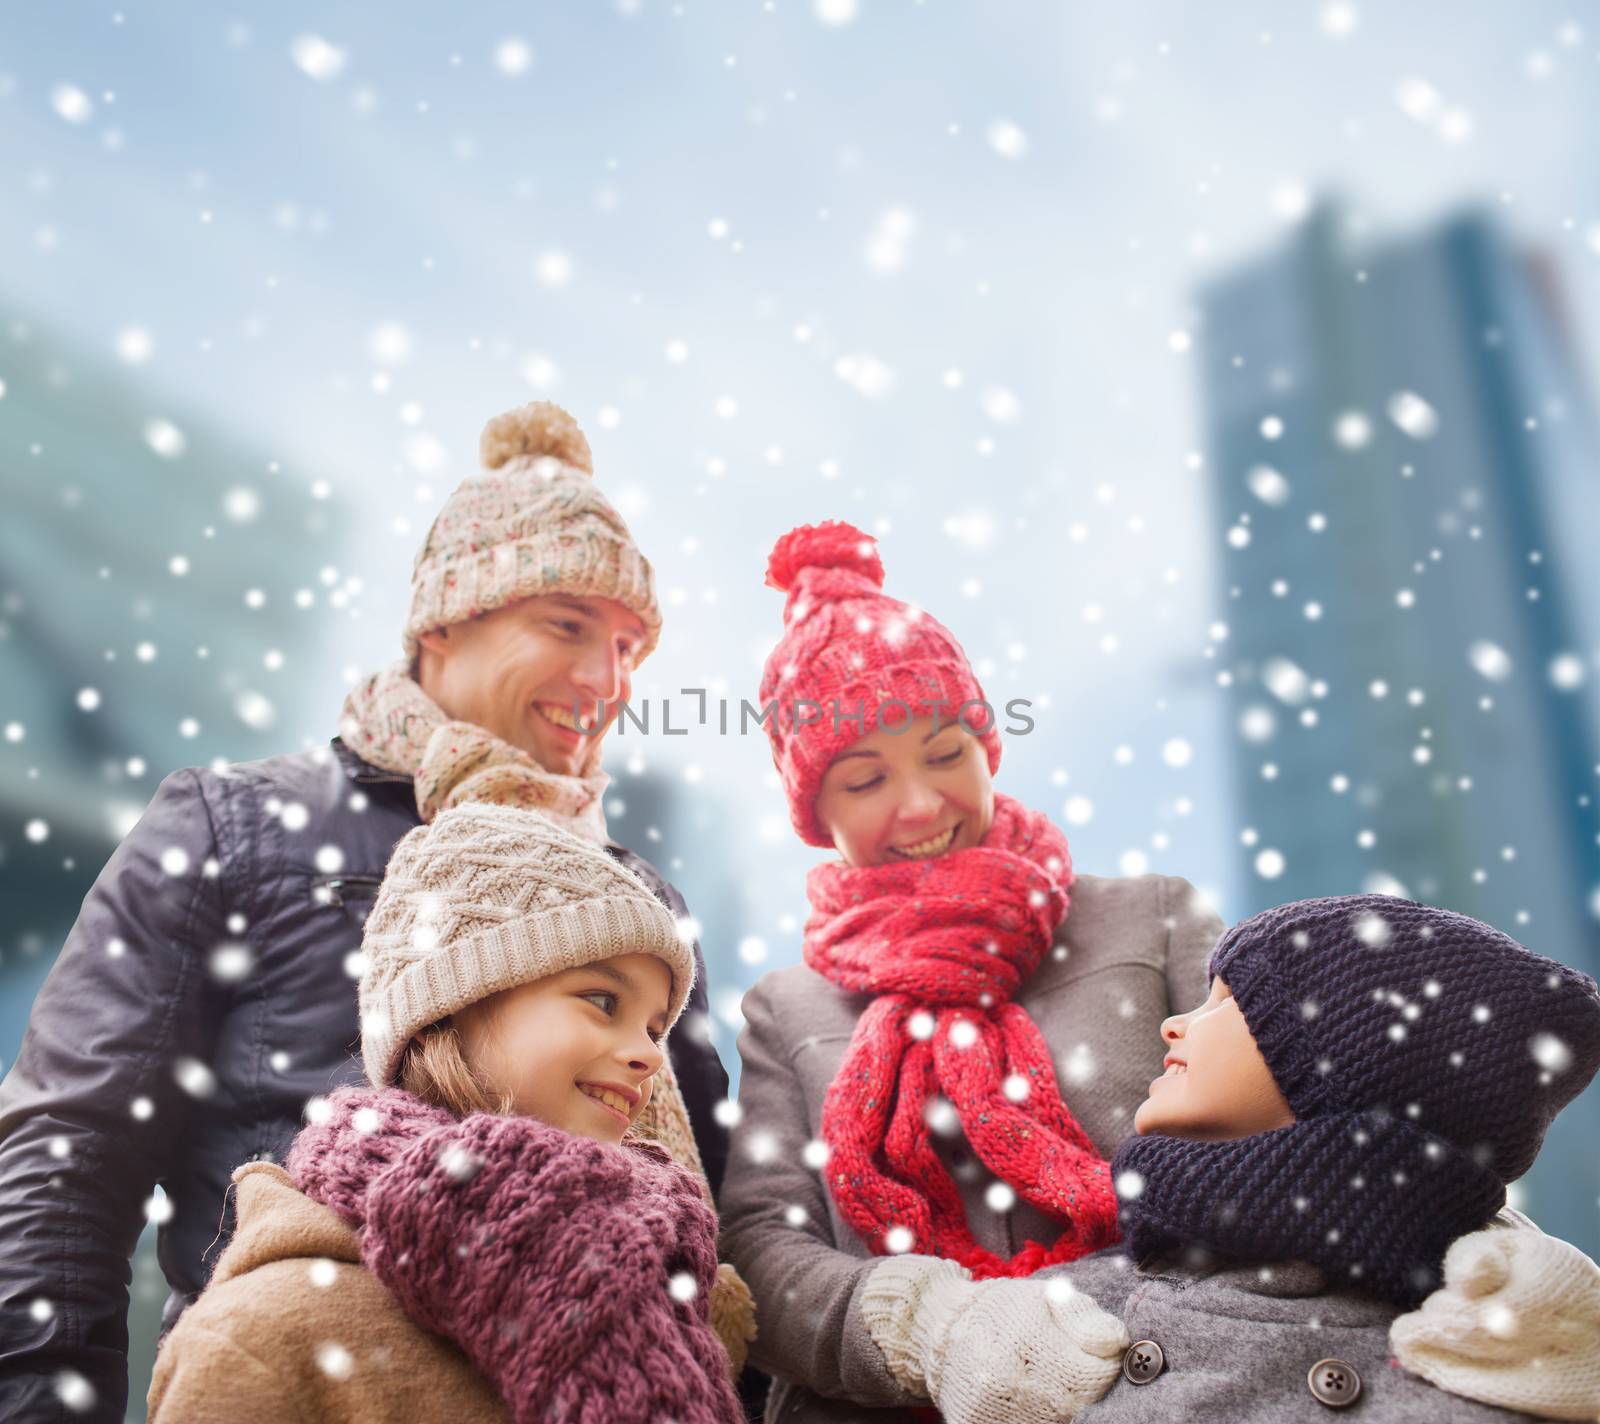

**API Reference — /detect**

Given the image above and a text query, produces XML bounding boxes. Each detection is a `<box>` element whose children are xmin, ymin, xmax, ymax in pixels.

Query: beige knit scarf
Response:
<box><xmin>338</xmin><ymin>660</ymin><xmax>611</xmax><ymax>843</ymax></box>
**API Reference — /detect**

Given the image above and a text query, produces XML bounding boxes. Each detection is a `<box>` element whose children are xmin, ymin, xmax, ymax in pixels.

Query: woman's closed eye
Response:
<box><xmin>579</xmin><ymin>990</ymin><xmax>664</xmax><ymax>1044</ymax></box>
<box><xmin>845</xmin><ymin>753</ymin><xmax>958</xmax><ymax>794</ymax></box>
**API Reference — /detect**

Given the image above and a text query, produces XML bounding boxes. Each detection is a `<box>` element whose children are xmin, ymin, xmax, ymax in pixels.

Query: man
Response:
<box><xmin>0</xmin><ymin>402</ymin><xmax>733</xmax><ymax>1421</ymax></box>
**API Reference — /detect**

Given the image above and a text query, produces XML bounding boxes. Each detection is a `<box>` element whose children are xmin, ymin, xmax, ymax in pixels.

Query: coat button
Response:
<box><xmin>1307</xmin><ymin>1358</ymin><xmax>1362</xmax><ymax>1408</ymax></box>
<box><xmin>1121</xmin><ymin>1339</ymin><xmax>1165</xmax><ymax>1385</ymax></box>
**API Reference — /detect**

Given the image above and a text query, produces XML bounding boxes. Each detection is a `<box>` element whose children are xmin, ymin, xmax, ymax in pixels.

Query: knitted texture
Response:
<box><xmin>859</xmin><ymin>1255</ymin><xmax>1127</xmax><ymax>1424</ymax></box>
<box><xmin>1391</xmin><ymin>1221</ymin><xmax>1600</xmax><ymax>1419</ymax></box>
<box><xmin>357</xmin><ymin>802</ymin><xmax>694</xmax><ymax>1088</ymax></box>
<box><xmin>1208</xmin><ymin>894</ymin><xmax>1600</xmax><ymax>1181</ymax></box>
<box><xmin>287</xmin><ymin>1087</ymin><xmax>743</xmax><ymax>1424</ymax></box>
<box><xmin>340</xmin><ymin>661</ymin><xmax>611</xmax><ymax>835</ymax></box>
<box><xmin>626</xmin><ymin>1056</ymin><xmax>759</xmax><ymax>1375</ymax></box>
<box><xmin>1113</xmin><ymin>893</ymin><xmax>1600</xmax><ymax>1308</ymax></box>
<box><xmin>760</xmin><ymin>521</ymin><xmax>1002</xmax><ymax>847</ymax></box>
<box><xmin>403</xmin><ymin>400</ymin><xmax>661</xmax><ymax>661</ymax></box>
<box><xmin>804</xmin><ymin>795</ymin><xmax>1119</xmax><ymax>1279</ymax></box>
<box><xmin>1110</xmin><ymin>1111</ymin><xmax>1506</xmax><ymax>1307</ymax></box>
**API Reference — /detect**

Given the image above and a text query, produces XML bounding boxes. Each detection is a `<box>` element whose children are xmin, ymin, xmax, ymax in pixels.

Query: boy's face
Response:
<box><xmin>813</xmin><ymin>715</ymin><xmax>995</xmax><ymax>867</ymax></box>
<box><xmin>1133</xmin><ymin>976</ymin><xmax>1296</xmax><ymax>1140</ymax></box>
<box><xmin>453</xmin><ymin>952</ymin><xmax>672</xmax><ymax>1145</ymax></box>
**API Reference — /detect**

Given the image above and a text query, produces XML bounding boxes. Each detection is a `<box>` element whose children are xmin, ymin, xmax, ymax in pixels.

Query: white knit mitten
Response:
<box><xmin>1391</xmin><ymin>1218</ymin><xmax>1600</xmax><ymax>1421</ymax></box>
<box><xmin>861</xmin><ymin>1256</ymin><xmax>1128</xmax><ymax>1424</ymax></box>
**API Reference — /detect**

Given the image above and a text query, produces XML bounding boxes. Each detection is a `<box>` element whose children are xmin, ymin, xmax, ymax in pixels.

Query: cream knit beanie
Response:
<box><xmin>358</xmin><ymin>802</ymin><xmax>694</xmax><ymax>1088</ymax></box>
<box><xmin>402</xmin><ymin>401</ymin><xmax>662</xmax><ymax>661</ymax></box>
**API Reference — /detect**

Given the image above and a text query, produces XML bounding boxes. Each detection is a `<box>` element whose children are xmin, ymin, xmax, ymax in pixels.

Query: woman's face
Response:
<box><xmin>453</xmin><ymin>952</ymin><xmax>671</xmax><ymax>1145</ymax></box>
<box><xmin>813</xmin><ymin>715</ymin><xmax>995</xmax><ymax>868</ymax></box>
<box><xmin>1133</xmin><ymin>976</ymin><xmax>1296</xmax><ymax>1140</ymax></box>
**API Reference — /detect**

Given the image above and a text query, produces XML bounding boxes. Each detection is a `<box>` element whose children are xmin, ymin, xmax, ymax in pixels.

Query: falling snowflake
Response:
<box><xmin>291</xmin><ymin>35</ymin><xmax>346</xmax><ymax>82</ymax></box>
<box><xmin>985</xmin><ymin>1182</ymin><xmax>1016</xmax><ymax>1212</ymax></box>
<box><xmin>1353</xmin><ymin>912</ymin><xmax>1392</xmax><ymax>948</ymax></box>
<box><xmin>1529</xmin><ymin>1033</ymin><xmax>1573</xmax><ymax>1073</ymax></box>
<box><xmin>315</xmin><ymin>1342</ymin><xmax>355</xmax><ymax>1380</ymax></box>
<box><xmin>494</xmin><ymin>37</ymin><xmax>534</xmax><ymax>75</ymax></box>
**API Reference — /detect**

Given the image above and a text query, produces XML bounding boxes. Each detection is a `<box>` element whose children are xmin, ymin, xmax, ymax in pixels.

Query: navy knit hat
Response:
<box><xmin>1209</xmin><ymin>894</ymin><xmax>1600</xmax><ymax>1185</ymax></box>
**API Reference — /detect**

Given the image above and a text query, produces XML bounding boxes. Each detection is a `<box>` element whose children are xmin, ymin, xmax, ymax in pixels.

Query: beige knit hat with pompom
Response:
<box><xmin>403</xmin><ymin>402</ymin><xmax>661</xmax><ymax>661</ymax></box>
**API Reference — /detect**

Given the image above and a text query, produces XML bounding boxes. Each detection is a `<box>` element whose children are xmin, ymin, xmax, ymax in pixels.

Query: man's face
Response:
<box><xmin>415</xmin><ymin>594</ymin><xmax>646</xmax><ymax>774</ymax></box>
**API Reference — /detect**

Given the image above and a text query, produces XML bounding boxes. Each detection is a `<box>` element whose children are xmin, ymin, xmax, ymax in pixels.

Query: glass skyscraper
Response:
<box><xmin>1198</xmin><ymin>202</ymin><xmax>1600</xmax><ymax>1252</ymax></box>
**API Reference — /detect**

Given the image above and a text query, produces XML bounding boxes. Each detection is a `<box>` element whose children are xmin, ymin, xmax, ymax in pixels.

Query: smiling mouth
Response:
<box><xmin>1156</xmin><ymin>1060</ymin><xmax>1188</xmax><ymax>1081</ymax></box>
<box><xmin>536</xmin><ymin>703</ymin><xmax>587</xmax><ymax>737</ymax></box>
<box><xmin>578</xmin><ymin>1084</ymin><xmax>633</xmax><ymax>1124</ymax></box>
<box><xmin>886</xmin><ymin>823</ymin><xmax>960</xmax><ymax>860</ymax></box>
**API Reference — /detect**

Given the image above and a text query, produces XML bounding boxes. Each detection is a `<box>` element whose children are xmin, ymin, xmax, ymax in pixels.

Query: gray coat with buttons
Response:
<box><xmin>1046</xmin><ymin>1244</ymin><xmax>1537</xmax><ymax>1422</ymax></box>
<box><xmin>718</xmin><ymin>872</ymin><xmax>1223</xmax><ymax>1423</ymax></box>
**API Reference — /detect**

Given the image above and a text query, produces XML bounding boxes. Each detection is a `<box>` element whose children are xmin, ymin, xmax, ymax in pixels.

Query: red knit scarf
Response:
<box><xmin>803</xmin><ymin>794</ymin><xmax>1120</xmax><ymax>1280</ymax></box>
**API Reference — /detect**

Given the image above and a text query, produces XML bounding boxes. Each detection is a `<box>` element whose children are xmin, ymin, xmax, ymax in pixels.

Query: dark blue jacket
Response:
<box><xmin>0</xmin><ymin>738</ymin><xmax>732</xmax><ymax>1422</ymax></box>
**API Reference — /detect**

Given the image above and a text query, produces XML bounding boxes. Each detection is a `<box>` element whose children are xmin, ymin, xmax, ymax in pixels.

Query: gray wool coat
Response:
<box><xmin>718</xmin><ymin>872</ymin><xmax>1222</xmax><ymax>1424</ymax></box>
<box><xmin>1045</xmin><ymin>1244</ymin><xmax>1538</xmax><ymax>1423</ymax></box>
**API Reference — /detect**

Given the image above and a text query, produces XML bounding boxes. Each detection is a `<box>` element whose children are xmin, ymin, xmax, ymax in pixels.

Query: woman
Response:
<box><xmin>717</xmin><ymin>521</ymin><xmax>1213</xmax><ymax>1423</ymax></box>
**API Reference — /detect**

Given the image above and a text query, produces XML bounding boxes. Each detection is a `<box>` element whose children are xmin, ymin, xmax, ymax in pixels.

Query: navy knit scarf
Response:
<box><xmin>1109</xmin><ymin>1111</ymin><xmax>1506</xmax><ymax>1308</ymax></box>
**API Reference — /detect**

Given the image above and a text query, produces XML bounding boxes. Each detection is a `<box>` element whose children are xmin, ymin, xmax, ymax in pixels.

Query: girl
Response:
<box><xmin>149</xmin><ymin>802</ymin><xmax>751</xmax><ymax>1424</ymax></box>
<box><xmin>719</xmin><ymin>521</ymin><xmax>1597</xmax><ymax>1424</ymax></box>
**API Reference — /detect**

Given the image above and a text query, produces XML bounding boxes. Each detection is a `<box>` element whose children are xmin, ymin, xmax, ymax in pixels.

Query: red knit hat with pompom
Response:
<box><xmin>759</xmin><ymin>520</ymin><xmax>1001</xmax><ymax>848</ymax></box>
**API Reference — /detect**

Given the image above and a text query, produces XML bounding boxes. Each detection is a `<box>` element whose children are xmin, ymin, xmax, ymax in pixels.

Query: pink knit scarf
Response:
<box><xmin>286</xmin><ymin>1086</ymin><xmax>742</xmax><ymax>1424</ymax></box>
<box><xmin>803</xmin><ymin>794</ymin><xmax>1120</xmax><ymax>1279</ymax></box>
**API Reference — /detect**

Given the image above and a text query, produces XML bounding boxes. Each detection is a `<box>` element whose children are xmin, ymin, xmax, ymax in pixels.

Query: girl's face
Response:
<box><xmin>453</xmin><ymin>952</ymin><xmax>671</xmax><ymax>1145</ymax></box>
<box><xmin>1133</xmin><ymin>976</ymin><xmax>1296</xmax><ymax>1140</ymax></box>
<box><xmin>813</xmin><ymin>715</ymin><xmax>995</xmax><ymax>868</ymax></box>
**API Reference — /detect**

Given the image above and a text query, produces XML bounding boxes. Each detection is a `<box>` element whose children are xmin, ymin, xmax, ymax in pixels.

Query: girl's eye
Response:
<box><xmin>845</xmin><ymin>775</ymin><xmax>884</xmax><ymax>794</ymax></box>
<box><xmin>549</xmin><ymin>619</ymin><xmax>583</xmax><ymax>636</ymax></box>
<box><xmin>929</xmin><ymin>748</ymin><xmax>962</xmax><ymax>766</ymax></box>
<box><xmin>582</xmin><ymin>991</ymin><xmax>664</xmax><ymax>1045</ymax></box>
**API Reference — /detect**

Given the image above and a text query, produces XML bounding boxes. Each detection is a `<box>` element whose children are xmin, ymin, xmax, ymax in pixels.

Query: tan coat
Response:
<box><xmin>148</xmin><ymin>1161</ymin><xmax>507</xmax><ymax>1424</ymax></box>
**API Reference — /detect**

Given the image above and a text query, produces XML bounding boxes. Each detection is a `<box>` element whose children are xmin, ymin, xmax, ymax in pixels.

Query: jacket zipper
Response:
<box><xmin>316</xmin><ymin>874</ymin><xmax>384</xmax><ymax>908</ymax></box>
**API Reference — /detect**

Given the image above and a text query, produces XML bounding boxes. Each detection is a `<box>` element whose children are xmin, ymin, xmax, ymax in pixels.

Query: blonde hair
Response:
<box><xmin>396</xmin><ymin>1018</ymin><xmax>516</xmax><ymax>1118</ymax></box>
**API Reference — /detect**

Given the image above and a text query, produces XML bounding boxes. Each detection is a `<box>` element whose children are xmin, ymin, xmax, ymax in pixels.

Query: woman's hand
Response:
<box><xmin>862</xmin><ymin>1256</ymin><xmax>1128</xmax><ymax>1424</ymax></box>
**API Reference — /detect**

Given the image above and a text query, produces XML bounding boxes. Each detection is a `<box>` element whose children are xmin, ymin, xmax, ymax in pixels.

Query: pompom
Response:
<box><xmin>765</xmin><ymin>520</ymin><xmax>884</xmax><ymax>594</ymax></box>
<box><xmin>479</xmin><ymin>401</ymin><xmax>593</xmax><ymax>475</ymax></box>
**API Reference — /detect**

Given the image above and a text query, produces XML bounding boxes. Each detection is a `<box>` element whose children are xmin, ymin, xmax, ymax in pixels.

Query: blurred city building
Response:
<box><xmin>0</xmin><ymin>308</ymin><xmax>349</xmax><ymax>1418</ymax></box>
<box><xmin>1199</xmin><ymin>201</ymin><xmax>1600</xmax><ymax>1251</ymax></box>
<box><xmin>1</xmin><ymin>311</ymin><xmax>348</xmax><ymax>1016</ymax></box>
